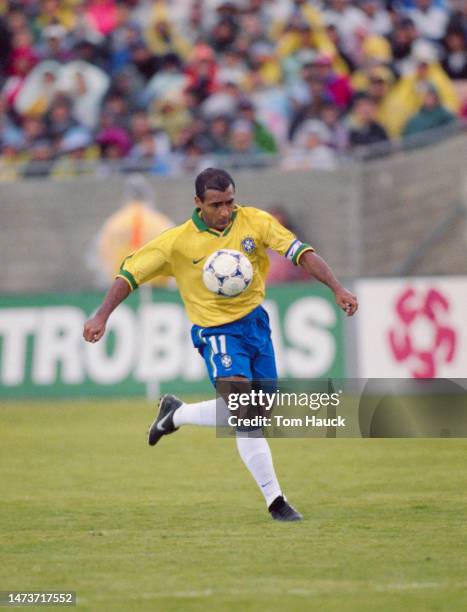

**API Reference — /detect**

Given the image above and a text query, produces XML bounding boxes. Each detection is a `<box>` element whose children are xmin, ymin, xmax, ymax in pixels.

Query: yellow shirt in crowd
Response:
<box><xmin>99</xmin><ymin>200</ymin><xmax>174</xmax><ymax>287</ymax></box>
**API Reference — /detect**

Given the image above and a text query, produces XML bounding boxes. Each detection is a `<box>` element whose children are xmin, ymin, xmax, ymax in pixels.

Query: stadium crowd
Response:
<box><xmin>0</xmin><ymin>0</ymin><xmax>466</xmax><ymax>179</ymax></box>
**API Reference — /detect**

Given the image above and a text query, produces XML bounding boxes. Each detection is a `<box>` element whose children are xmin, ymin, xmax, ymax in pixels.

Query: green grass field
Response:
<box><xmin>1</xmin><ymin>399</ymin><xmax>467</xmax><ymax>611</ymax></box>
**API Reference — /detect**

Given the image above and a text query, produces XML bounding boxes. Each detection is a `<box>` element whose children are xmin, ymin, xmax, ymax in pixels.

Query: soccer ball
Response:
<box><xmin>203</xmin><ymin>249</ymin><xmax>253</xmax><ymax>297</ymax></box>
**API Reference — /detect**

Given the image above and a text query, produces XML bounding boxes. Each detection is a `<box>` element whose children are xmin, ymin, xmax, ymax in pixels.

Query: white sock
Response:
<box><xmin>236</xmin><ymin>434</ymin><xmax>282</xmax><ymax>507</ymax></box>
<box><xmin>172</xmin><ymin>398</ymin><xmax>229</xmax><ymax>427</ymax></box>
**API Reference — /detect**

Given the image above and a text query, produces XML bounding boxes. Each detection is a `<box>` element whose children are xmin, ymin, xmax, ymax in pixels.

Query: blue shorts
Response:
<box><xmin>191</xmin><ymin>305</ymin><xmax>278</xmax><ymax>387</ymax></box>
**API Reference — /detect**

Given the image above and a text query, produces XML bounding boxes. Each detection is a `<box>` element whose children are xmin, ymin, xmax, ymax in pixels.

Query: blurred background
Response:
<box><xmin>0</xmin><ymin>0</ymin><xmax>466</xmax><ymax>399</ymax></box>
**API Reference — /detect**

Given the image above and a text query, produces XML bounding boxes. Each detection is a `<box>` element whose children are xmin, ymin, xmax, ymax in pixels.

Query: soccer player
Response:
<box><xmin>83</xmin><ymin>168</ymin><xmax>358</xmax><ymax>522</ymax></box>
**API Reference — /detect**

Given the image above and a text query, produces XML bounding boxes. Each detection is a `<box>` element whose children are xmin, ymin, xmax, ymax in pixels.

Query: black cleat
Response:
<box><xmin>148</xmin><ymin>394</ymin><xmax>182</xmax><ymax>447</ymax></box>
<box><xmin>268</xmin><ymin>496</ymin><xmax>303</xmax><ymax>522</ymax></box>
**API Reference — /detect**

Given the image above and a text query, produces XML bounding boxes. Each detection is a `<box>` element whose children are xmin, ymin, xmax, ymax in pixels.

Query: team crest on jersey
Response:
<box><xmin>221</xmin><ymin>354</ymin><xmax>232</xmax><ymax>368</ymax></box>
<box><xmin>241</xmin><ymin>236</ymin><xmax>256</xmax><ymax>254</ymax></box>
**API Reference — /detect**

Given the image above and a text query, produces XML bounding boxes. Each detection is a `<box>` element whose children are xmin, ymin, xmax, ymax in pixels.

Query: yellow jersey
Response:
<box><xmin>117</xmin><ymin>205</ymin><xmax>313</xmax><ymax>327</ymax></box>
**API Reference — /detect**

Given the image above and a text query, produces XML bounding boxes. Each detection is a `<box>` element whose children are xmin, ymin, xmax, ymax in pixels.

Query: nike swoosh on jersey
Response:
<box><xmin>156</xmin><ymin>412</ymin><xmax>172</xmax><ymax>431</ymax></box>
<box><xmin>192</xmin><ymin>256</ymin><xmax>206</xmax><ymax>264</ymax></box>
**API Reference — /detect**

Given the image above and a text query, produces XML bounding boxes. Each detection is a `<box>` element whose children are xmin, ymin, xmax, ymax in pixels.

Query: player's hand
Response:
<box><xmin>335</xmin><ymin>288</ymin><xmax>358</xmax><ymax>316</ymax></box>
<box><xmin>83</xmin><ymin>315</ymin><xmax>107</xmax><ymax>343</ymax></box>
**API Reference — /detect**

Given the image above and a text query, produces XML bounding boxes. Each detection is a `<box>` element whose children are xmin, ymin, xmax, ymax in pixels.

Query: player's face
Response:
<box><xmin>196</xmin><ymin>184</ymin><xmax>236</xmax><ymax>231</ymax></box>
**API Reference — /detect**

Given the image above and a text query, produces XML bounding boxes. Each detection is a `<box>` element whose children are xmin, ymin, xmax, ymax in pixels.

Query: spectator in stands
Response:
<box><xmin>71</xmin><ymin>38</ymin><xmax>108</xmax><ymax>71</ymax></box>
<box><xmin>209</xmin><ymin>16</ymin><xmax>239</xmax><ymax>54</ymax></box>
<box><xmin>271</xmin><ymin>0</ymin><xmax>323</xmax><ymax>41</ymax></box>
<box><xmin>52</xmin><ymin>127</ymin><xmax>97</xmax><ymax>179</ymax></box>
<box><xmin>185</xmin><ymin>116</ymin><xmax>217</xmax><ymax>154</ymax></box>
<box><xmin>172</xmin><ymin>135</ymin><xmax>213</xmax><ymax>175</ymax></box>
<box><xmin>406</xmin><ymin>0</ymin><xmax>448</xmax><ymax>42</ymax></box>
<box><xmin>85</xmin><ymin>0</ymin><xmax>118</xmax><ymax>37</ymax></box>
<box><xmin>277</xmin><ymin>19</ymin><xmax>326</xmax><ymax>59</ymax></box>
<box><xmin>320</xmin><ymin>102</ymin><xmax>348</xmax><ymax>151</ymax></box>
<box><xmin>142</xmin><ymin>52</ymin><xmax>186</xmax><ymax>106</ymax></box>
<box><xmin>217</xmin><ymin>48</ymin><xmax>248</xmax><ymax>86</ymax></box>
<box><xmin>324</xmin><ymin>22</ymin><xmax>356</xmax><ymax>73</ymax></box>
<box><xmin>446</xmin><ymin>0</ymin><xmax>467</xmax><ymax>39</ymax></box>
<box><xmin>206</xmin><ymin>114</ymin><xmax>232</xmax><ymax>155</ymax></box>
<box><xmin>348</xmin><ymin>93</ymin><xmax>389</xmax><ymax>149</ymax></box>
<box><xmin>144</xmin><ymin>15</ymin><xmax>191</xmax><ymax>59</ymax></box>
<box><xmin>309</xmin><ymin>53</ymin><xmax>353</xmax><ymax>108</ymax></box>
<box><xmin>108</xmin><ymin>5</ymin><xmax>141</xmax><ymax>74</ymax></box>
<box><xmin>149</xmin><ymin>92</ymin><xmax>192</xmax><ymax>144</ymax></box>
<box><xmin>96</xmin><ymin>125</ymin><xmax>131</xmax><ymax>160</ymax></box>
<box><xmin>21</xmin><ymin>116</ymin><xmax>47</xmax><ymax>148</ymax></box>
<box><xmin>201</xmin><ymin>78</ymin><xmax>239</xmax><ymax>118</ymax></box>
<box><xmin>351</xmin><ymin>65</ymin><xmax>395</xmax><ymax>134</ymax></box>
<box><xmin>283</xmin><ymin>119</ymin><xmax>337</xmax><ymax>170</ymax></box>
<box><xmin>237</xmin><ymin>98</ymin><xmax>278</xmax><ymax>153</ymax></box>
<box><xmin>4</xmin><ymin>8</ymin><xmax>26</xmax><ymax>42</ymax></box>
<box><xmin>185</xmin><ymin>44</ymin><xmax>219</xmax><ymax>102</ymax></box>
<box><xmin>129</xmin><ymin>111</ymin><xmax>162</xmax><ymax>150</ymax></box>
<box><xmin>288</xmin><ymin>52</ymin><xmax>352</xmax><ymax>113</ymax></box>
<box><xmin>5</xmin><ymin>28</ymin><xmax>39</xmax><ymax>101</ymax></box>
<box><xmin>441</xmin><ymin>30</ymin><xmax>467</xmax><ymax>80</ymax></box>
<box><xmin>62</xmin><ymin>61</ymin><xmax>110</xmax><ymax>129</ymax></box>
<box><xmin>127</xmin><ymin>131</ymin><xmax>172</xmax><ymax>175</ymax></box>
<box><xmin>288</xmin><ymin>74</ymin><xmax>333</xmax><ymax>141</ymax></box>
<box><xmin>402</xmin><ymin>82</ymin><xmax>457</xmax><ymax>136</ymax></box>
<box><xmin>351</xmin><ymin>24</ymin><xmax>392</xmax><ymax>66</ymax></box>
<box><xmin>388</xmin><ymin>17</ymin><xmax>418</xmax><ymax>71</ymax></box>
<box><xmin>35</xmin><ymin>0</ymin><xmax>76</xmax><ymax>32</ymax></box>
<box><xmin>101</xmin><ymin>92</ymin><xmax>131</xmax><ymax>128</ymax></box>
<box><xmin>239</xmin><ymin>9</ymin><xmax>270</xmax><ymax>49</ymax></box>
<box><xmin>323</xmin><ymin>0</ymin><xmax>367</xmax><ymax>56</ymax></box>
<box><xmin>13</xmin><ymin>61</ymin><xmax>58</xmax><ymax>117</ymax></box>
<box><xmin>45</xmin><ymin>96</ymin><xmax>79</xmax><ymax>143</ymax></box>
<box><xmin>129</xmin><ymin>41</ymin><xmax>160</xmax><ymax>82</ymax></box>
<box><xmin>38</xmin><ymin>24</ymin><xmax>73</xmax><ymax>63</ymax></box>
<box><xmin>107</xmin><ymin>65</ymin><xmax>143</xmax><ymax>111</ymax></box>
<box><xmin>228</xmin><ymin>119</ymin><xmax>262</xmax><ymax>158</ymax></box>
<box><xmin>244</xmin><ymin>41</ymin><xmax>282</xmax><ymax>90</ymax></box>
<box><xmin>358</xmin><ymin>0</ymin><xmax>392</xmax><ymax>37</ymax></box>
<box><xmin>5</xmin><ymin>28</ymin><xmax>39</xmax><ymax>76</ymax></box>
<box><xmin>95</xmin><ymin>173</ymin><xmax>174</xmax><ymax>286</ymax></box>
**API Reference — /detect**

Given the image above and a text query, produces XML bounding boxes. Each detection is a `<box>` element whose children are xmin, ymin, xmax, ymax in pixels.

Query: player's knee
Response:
<box><xmin>215</xmin><ymin>376</ymin><xmax>250</xmax><ymax>403</ymax></box>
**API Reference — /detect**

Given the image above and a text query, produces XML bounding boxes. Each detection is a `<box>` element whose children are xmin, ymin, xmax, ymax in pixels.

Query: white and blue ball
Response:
<box><xmin>202</xmin><ymin>249</ymin><xmax>253</xmax><ymax>297</ymax></box>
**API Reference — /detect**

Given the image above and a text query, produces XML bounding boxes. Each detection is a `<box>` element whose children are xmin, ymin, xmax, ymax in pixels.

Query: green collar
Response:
<box><xmin>191</xmin><ymin>207</ymin><xmax>238</xmax><ymax>237</ymax></box>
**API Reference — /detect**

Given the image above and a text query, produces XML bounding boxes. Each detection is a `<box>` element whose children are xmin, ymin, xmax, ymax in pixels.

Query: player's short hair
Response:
<box><xmin>195</xmin><ymin>168</ymin><xmax>235</xmax><ymax>201</ymax></box>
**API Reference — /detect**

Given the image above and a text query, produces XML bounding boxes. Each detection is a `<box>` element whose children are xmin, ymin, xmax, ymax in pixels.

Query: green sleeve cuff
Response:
<box><xmin>117</xmin><ymin>269</ymin><xmax>138</xmax><ymax>291</ymax></box>
<box><xmin>293</xmin><ymin>244</ymin><xmax>314</xmax><ymax>266</ymax></box>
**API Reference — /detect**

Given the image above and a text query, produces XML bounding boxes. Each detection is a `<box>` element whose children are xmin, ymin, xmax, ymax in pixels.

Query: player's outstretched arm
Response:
<box><xmin>83</xmin><ymin>277</ymin><xmax>132</xmax><ymax>343</ymax></box>
<box><xmin>299</xmin><ymin>251</ymin><xmax>358</xmax><ymax>316</ymax></box>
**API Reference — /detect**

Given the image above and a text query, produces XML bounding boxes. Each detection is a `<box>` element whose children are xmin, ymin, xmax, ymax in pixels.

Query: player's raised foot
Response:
<box><xmin>268</xmin><ymin>496</ymin><xmax>303</xmax><ymax>522</ymax></box>
<box><xmin>148</xmin><ymin>394</ymin><xmax>182</xmax><ymax>447</ymax></box>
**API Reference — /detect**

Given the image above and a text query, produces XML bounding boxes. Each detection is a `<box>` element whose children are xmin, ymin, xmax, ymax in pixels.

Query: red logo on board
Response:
<box><xmin>388</xmin><ymin>287</ymin><xmax>457</xmax><ymax>378</ymax></box>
